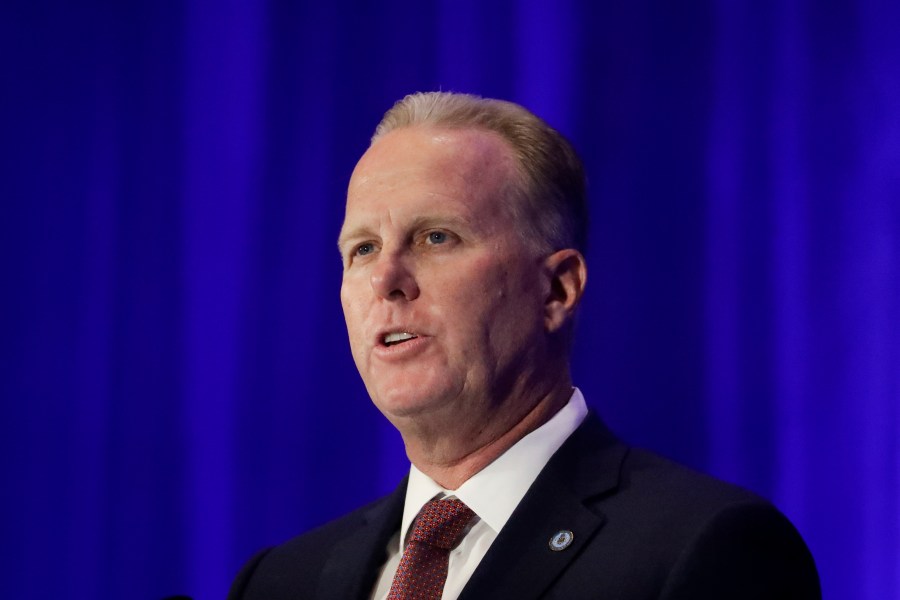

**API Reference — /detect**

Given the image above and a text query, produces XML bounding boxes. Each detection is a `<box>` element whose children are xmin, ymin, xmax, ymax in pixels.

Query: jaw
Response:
<box><xmin>396</xmin><ymin>374</ymin><xmax>575</xmax><ymax>489</ymax></box>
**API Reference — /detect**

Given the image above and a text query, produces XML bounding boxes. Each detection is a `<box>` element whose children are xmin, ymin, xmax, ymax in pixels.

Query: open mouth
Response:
<box><xmin>383</xmin><ymin>332</ymin><xmax>419</xmax><ymax>347</ymax></box>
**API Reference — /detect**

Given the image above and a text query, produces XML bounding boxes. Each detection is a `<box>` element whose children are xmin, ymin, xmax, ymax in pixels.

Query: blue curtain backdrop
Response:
<box><xmin>2</xmin><ymin>1</ymin><xmax>898</xmax><ymax>598</ymax></box>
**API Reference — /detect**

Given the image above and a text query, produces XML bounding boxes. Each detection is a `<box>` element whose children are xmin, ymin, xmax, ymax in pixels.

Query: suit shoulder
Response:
<box><xmin>566</xmin><ymin>412</ymin><xmax>767</xmax><ymax>514</ymax></box>
<box><xmin>590</xmin><ymin>447</ymin><xmax>819</xmax><ymax>597</ymax></box>
<box><xmin>619</xmin><ymin>447</ymin><xmax>766</xmax><ymax>510</ymax></box>
<box><xmin>228</xmin><ymin>492</ymin><xmax>402</xmax><ymax>600</ymax></box>
<box><xmin>275</xmin><ymin>495</ymin><xmax>384</xmax><ymax>554</ymax></box>
<box><xmin>657</xmin><ymin>496</ymin><xmax>821</xmax><ymax>598</ymax></box>
<box><xmin>610</xmin><ymin>447</ymin><xmax>798</xmax><ymax>545</ymax></box>
<box><xmin>259</xmin><ymin>492</ymin><xmax>394</xmax><ymax>568</ymax></box>
<box><xmin>572</xmin><ymin>446</ymin><xmax>819</xmax><ymax>600</ymax></box>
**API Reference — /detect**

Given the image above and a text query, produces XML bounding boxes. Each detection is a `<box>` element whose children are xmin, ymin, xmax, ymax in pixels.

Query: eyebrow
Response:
<box><xmin>408</xmin><ymin>214</ymin><xmax>474</xmax><ymax>232</ymax></box>
<box><xmin>336</xmin><ymin>213</ymin><xmax>476</xmax><ymax>252</ymax></box>
<box><xmin>336</xmin><ymin>226</ymin><xmax>374</xmax><ymax>253</ymax></box>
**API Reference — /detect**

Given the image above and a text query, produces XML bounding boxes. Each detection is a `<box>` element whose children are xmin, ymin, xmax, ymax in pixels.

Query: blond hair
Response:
<box><xmin>372</xmin><ymin>92</ymin><xmax>588</xmax><ymax>253</ymax></box>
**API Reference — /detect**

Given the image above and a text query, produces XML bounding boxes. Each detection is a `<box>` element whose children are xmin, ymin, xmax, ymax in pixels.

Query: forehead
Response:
<box><xmin>344</xmin><ymin>126</ymin><xmax>519</xmax><ymax>220</ymax></box>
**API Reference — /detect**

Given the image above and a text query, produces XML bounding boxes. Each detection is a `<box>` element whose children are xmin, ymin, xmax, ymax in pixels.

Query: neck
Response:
<box><xmin>402</xmin><ymin>379</ymin><xmax>573</xmax><ymax>489</ymax></box>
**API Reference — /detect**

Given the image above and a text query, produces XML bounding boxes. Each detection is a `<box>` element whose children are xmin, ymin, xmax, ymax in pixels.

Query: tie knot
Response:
<box><xmin>409</xmin><ymin>497</ymin><xmax>476</xmax><ymax>550</ymax></box>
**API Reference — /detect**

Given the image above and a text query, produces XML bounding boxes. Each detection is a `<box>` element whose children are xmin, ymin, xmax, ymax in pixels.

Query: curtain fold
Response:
<box><xmin>2</xmin><ymin>1</ymin><xmax>897</xmax><ymax>598</ymax></box>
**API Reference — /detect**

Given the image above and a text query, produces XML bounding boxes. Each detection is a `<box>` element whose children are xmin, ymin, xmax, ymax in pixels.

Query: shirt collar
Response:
<box><xmin>398</xmin><ymin>388</ymin><xmax>588</xmax><ymax>550</ymax></box>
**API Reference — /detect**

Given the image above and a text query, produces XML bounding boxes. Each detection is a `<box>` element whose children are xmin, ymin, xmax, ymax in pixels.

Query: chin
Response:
<box><xmin>370</xmin><ymin>385</ymin><xmax>452</xmax><ymax>422</ymax></box>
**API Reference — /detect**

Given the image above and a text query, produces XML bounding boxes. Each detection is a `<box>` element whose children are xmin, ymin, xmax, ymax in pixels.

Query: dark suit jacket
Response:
<box><xmin>228</xmin><ymin>413</ymin><xmax>820</xmax><ymax>599</ymax></box>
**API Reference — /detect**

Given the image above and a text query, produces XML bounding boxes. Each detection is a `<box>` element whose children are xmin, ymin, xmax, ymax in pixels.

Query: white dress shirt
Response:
<box><xmin>371</xmin><ymin>388</ymin><xmax>589</xmax><ymax>600</ymax></box>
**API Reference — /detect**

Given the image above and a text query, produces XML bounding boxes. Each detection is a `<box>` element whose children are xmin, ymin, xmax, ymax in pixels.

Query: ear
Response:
<box><xmin>543</xmin><ymin>249</ymin><xmax>587</xmax><ymax>333</ymax></box>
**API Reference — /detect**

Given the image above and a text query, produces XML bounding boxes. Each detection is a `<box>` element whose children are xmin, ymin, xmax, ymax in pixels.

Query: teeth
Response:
<box><xmin>384</xmin><ymin>332</ymin><xmax>418</xmax><ymax>345</ymax></box>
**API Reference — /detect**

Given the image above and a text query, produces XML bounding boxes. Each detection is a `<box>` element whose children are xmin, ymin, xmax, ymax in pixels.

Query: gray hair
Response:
<box><xmin>372</xmin><ymin>92</ymin><xmax>588</xmax><ymax>254</ymax></box>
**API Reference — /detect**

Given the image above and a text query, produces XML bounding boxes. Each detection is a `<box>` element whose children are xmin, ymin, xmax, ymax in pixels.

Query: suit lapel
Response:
<box><xmin>458</xmin><ymin>413</ymin><xmax>627</xmax><ymax>600</ymax></box>
<box><xmin>316</xmin><ymin>478</ymin><xmax>408</xmax><ymax>600</ymax></box>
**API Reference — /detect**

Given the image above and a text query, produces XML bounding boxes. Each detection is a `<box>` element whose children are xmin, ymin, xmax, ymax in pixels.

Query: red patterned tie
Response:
<box><xmin>387</xmin><ymin>497</ymin><xmax>476</xmax><ymax>599</ymax></box>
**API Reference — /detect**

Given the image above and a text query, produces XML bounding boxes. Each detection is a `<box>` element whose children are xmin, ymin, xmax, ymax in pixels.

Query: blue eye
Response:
<box><xmin>356</xmin><ymin>243</ymin><xmax>375</xmax><ymax>256</ymax></box>
<box><xmin>428</xmin><ymin>231</ymin><xmax>447</xmax><ymax>244</ymax></box>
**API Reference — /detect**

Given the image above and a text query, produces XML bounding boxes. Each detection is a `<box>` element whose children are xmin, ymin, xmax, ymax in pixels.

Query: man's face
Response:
<box><xmin>338</xmin><ymin>126</ymin><xmax>551</xmax><ymax>431</ymax></box>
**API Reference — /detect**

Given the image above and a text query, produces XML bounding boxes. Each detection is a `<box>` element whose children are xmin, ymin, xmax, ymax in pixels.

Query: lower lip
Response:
<box><xmin>372</xmin><ymin>336</ymin><xmax>430</xmax><ymax>361</ymax></box>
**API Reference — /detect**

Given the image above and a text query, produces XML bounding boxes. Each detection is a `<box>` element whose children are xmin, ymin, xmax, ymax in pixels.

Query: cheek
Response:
<box><xmin>473</xmin><ymin>261</ymin><xmax>544</xmax><ymax>337</ymax></box>
<box><xmin>339</xmin><ymin>287</ymin><xmax>353</xmax><ymax>331</ymax></box>
<box><xmin>429</xmin><ymin>261</ymin><xmax>522</xmax><ymax>336</ymax></box>
<box><xmin>428</xmin><ymin>260</ymin><xmax>500</xmax><ymax>309</ymax></box>
<box><xmin>340</xmin><ymin>282</ymin><xmax>368</xmax><ymax>345</ymax></box>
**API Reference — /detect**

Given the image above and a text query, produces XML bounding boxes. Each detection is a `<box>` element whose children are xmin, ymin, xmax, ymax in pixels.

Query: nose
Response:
<box><xmin>370</xmin><ymin>250</ymin><xmax>420</xmax><ymax>301</ymax></box>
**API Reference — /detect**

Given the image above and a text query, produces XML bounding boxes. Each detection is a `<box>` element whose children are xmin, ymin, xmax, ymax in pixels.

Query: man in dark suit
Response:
<box><xmin>229</xmin><ymin>92</ymin><xmax>820</xmax><ymax>599</ymax></box>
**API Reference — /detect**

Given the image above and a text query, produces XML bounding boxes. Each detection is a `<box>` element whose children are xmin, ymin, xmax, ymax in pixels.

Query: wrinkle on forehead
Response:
<box><xmin>339</xmin><ymin>126</ymin><xmax>524</xmax><ymax>250</ymax></box>
<box><xmin>350</xmin><ymin>126</ymin><xmax>518</xmax><ymax>194</ymax></box>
